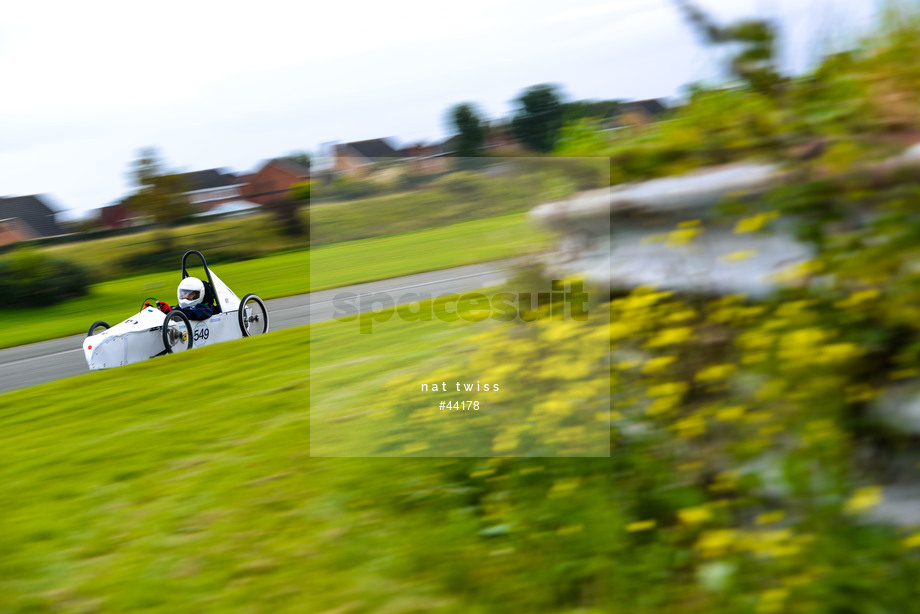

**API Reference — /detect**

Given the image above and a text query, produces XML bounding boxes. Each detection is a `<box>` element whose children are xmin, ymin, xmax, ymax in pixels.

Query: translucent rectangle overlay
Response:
<box><xmin>309</xmin><ymin>157</ymin><xmax>611</xmax><ymax>457</ymax></box>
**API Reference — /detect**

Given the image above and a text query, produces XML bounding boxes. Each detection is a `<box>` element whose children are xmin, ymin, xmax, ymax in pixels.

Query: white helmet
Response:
<box><xmin>177</xmin><ymin>276</ymin><xmax>205</xmax><ymax>308</ymax></box>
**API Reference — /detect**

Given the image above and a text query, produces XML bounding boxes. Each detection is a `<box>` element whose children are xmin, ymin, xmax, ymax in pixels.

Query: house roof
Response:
<box><xmin>175</xmin><ymin>168</ymin><xmax>240</xmax><ymax>192</ymax></box>
<box><xmin>342</xmin><ymin>138</ymin><xmax>400</xmax><ymax>161</ymax></box>
<box><xmin>0</xmin><ymin>195</ymin><xmax>65</xmax><ymax>238</ymax></box>
<box><xmin>620</xmin><ymin>98</ymin><xmax>668</xmax><ymax>118</ymax></box>
<box><xmin>264</xmin><ymin>158</ymin><xmax>310</xmax><ymax>177</ymax></box>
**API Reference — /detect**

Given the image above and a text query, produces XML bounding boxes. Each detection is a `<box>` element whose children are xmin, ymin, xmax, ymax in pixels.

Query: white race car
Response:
<box><xmin>83</xmin><ymin>250</ymin><xmax>269</xmax><ymax>370</ymax></box>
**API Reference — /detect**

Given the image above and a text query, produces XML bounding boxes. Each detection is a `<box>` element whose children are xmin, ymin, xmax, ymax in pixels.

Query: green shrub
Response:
<box><xmin>0</xmin><ymin>248</ymin><xmax>93</xmax><ymax>308</ymax></box>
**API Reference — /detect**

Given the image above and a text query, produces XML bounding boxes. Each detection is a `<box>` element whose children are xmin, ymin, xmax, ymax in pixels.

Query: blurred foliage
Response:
<box><xmin>557</xmin><ymin>7</ymin><xmax>920</xmax><ymax>183</ymax></box>
<box><xmin>282</xmin><ymin>151</ymin><xmax>312</xmax><ymax>171</ymax></box>
<box><xmin>0</xmin><ymin>247</ymin><xmax>92</xmax><ymax>307</ymax></box>
<box><xmin>674</xmin><ymin>0</ymin><xmax>781</xmax><ymax>95</ymax></box>
<box><xmin>288</xmin><ymin>179</ymin><xmax>311</xmax><ymax>202</ymax></box>
<box><xmin>325</xmin><ymin>173</ymin><xmax>388</xmax><ymax>201</ymax></box>
<box><xmin>125</xmin><ymin>147</ymin><xmax>195</xmax><ymax>226</ymax></box>
<box><xmin>318</xmin><ymin>276</ymin><xmax>920</xmax><ymax>610</ymax></box>
<box><xmin>561</xmin><ymin>98</ymin><xmax>622</xmax><ymax>125</ymax></box>
<box><xmin>511</xmin><ymin>83</ymin><xmax>566</xmax><ymax>153</ymax></box>
<box><xmin>264</xmin><ymin>197</ymin><xmax>308</xmax><ymax>237</ymax></box>
<box><xmin>448</xmin><ymin>102</ymin><xmax>487</xmax><ymax>159</ymax></box>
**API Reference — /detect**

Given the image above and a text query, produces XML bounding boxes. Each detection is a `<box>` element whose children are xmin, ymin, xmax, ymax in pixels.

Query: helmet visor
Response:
<box><xmin>179</xmin><ymin>289</ymin><xmax>200</xmax><ymax>300</ymax></box>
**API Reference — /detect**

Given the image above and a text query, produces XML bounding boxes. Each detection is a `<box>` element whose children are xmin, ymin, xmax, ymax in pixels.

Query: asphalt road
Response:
<box><xmin>0</xmin><ymin>262</ymin><xmax>511</xmax><ymax>395</ymax></box>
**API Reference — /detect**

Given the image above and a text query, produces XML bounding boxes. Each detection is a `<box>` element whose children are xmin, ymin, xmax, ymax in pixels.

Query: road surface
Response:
<box><xmin>0</xmin><ymin>262</ymin><xmax>511</xmax><ymax>395</ymax></box>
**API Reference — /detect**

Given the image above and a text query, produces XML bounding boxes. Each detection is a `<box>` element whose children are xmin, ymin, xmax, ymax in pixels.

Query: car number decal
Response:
<box><xmin>193</xmin><ymin>321</ymin><xmax>210</xmax><ymax>346</ymax></box>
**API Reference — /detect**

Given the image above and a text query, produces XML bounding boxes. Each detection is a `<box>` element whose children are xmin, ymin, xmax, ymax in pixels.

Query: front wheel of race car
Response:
<box><xmin>162</xmin><ymin>310</ymin><xmax>193</xmax><ymax>354</ymax></box>
<box><xmin>239</xmin><ymin>294</ymin><xmax>269</xmax><ymax>337</ymax></box>
<box><xmin>87</xmin><ymin>320</ymin><xmax>110</xmax><ymax>337</ymax></box>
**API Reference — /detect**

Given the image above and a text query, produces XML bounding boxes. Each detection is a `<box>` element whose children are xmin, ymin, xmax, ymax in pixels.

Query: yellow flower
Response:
<box><xmin>648</xmin><ymin>396</ymin><xmax>682</xmax><ymax>415</ymax></box>
<box><xmin>757</xmin><ymin>588</ymin><xmax>789</xmax><ymax>613</ymax></box>
<box><xmin>645</xmin><ymin>327</ymin><xmax>695</xmax><ymax>348</ymax></box>
<box><xmin>642</xmin><ymin>355</ymin><xmax>678</xmax><ymax>374</ymax></box>
<box><xmin>696</xmin><ymin>364</ymin><xmax>737</xmax><ymax>382</ymax></box>
<box><xmin>755</xmin><ymin>510</ymin><xmax>785</xmax><ymax>525</ymax></box>
<box><xmin>470</xmin><ymin>468</ymin><xmax>496</xmax><ymax>478</ymax></box>
<box><xmin>519</xmin><ymin>465</ymin><xmax>544</xmax><ymax>475</ymax></box>
<box><xmin>678</xmin><ymin>506</ymin><xmax>712</xmax><ymax>525</ymax></box>
<box><xmin>647</xmin><ymin>381</ymin><xmax>690</xmax><ymax>398</ymax></box>
<box><xmin>549</xmin><ymin>478</ymin><xmax>580</xmax><ymax>498</ymax></box>
<box><xmin>665</xmin><ymin>309</ymin><xmax>697</xmax><ymax>323</ymax></box>
<box><xmin>902</xmin><ymin>531</ymin><xmax>920</xmax><ymax>549</ymax></box>
<box><xmin>820</xmin><ymin>343</ymin><xmax>862</xmax><ymax>364</ymax></box>
<box><xmin>844</xmin><ymin>486</ymin><xmax>883</xmax><ymax>514</ymax></box>
<box><xmin>627</xmin><ymin>520</ymin><xmax>656</xmax><ymax>532</ymax></box>
<box><xmin>720</xmin><ymin>250</ymin><xmax>758</xmax><ymax>262</ymax></box>
<box><xmin>675</xmin><ymin>415</ymin><xmax>706</xmax><ymax>438</ymax></box>
<box><xmin>667</xmin><ymin>227</ymin><xmax>702</xmax><ymax>247</ymax></box>
<box><xmin>734</xmin><ymin>212</ymin><xmax>778</xmax><ymax>234</ymax></box>
<box><xmin>696</xmin><ymin>529</ymin><xmax>738</xmax><ymax>557</ymax></box>
<box><xmin>834</xmin><ymin>288</ymin><xmax>880</xmax><ymax>309</ymax></box>
<box><xmin>716</xmin><ymin>406</ymin><xmax>745</xmax><ymax>421</ymax></box>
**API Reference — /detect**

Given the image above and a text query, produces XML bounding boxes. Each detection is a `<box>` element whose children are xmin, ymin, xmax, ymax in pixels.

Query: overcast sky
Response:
<box><xmin>0</xmin><ymin>0</ymin><xmax>882</xmax><ymax>219</ymax></box>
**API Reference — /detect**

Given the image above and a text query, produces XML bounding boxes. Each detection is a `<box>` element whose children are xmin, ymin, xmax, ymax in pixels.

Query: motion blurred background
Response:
<box><xmin>5</xmin><ymin>0</ymin><xmax>920</xmax><ymax>612</ymax></box>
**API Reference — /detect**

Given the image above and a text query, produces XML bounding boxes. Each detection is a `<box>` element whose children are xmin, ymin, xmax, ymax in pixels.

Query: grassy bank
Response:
<box><xmin>4</xmin><ymin>283</ymin><xmax>918</xmax><ymax>612</ymax></box>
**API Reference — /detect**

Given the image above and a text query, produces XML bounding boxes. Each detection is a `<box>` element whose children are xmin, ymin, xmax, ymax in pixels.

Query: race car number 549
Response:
<box><xmin>194</xmin><ymin>322</ymin><xmax>210</xmax><ymax>345</ymax></box>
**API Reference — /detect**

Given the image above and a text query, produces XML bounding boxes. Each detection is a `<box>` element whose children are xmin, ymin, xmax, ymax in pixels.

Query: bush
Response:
<box><xmin>432</xmin><ymin>170</ymin><xmax>483</xmax><ymax>196</ymax></box>
<box><xmin>0</xmin><ymin>248</ymin><xmax>93</xmax><ymax>308</ymax></box>
<box><xmin>322</xmin><ymin>174</ymin><xmax>385</xmax><ymax>201</ymax></box>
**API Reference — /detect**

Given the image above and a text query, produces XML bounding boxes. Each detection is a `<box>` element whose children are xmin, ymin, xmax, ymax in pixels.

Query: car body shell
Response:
<box><xmin>83</xmin><ymin>253</ymin><xmax>265</xmax><ymax>370</ymax></box>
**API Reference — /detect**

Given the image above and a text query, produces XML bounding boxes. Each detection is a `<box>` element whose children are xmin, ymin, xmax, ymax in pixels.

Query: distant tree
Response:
<box><xmin>288</xmin><ymin>180</ymin><xmax>311</xmax><ymax>203</ymax></box>
<box><xmin>126</xmin><ymin>147</ymin><xmax>192</xmax><ymax>225</ymax></box>
<box><xmin>672</xmin><ymin>0</ymin><xmax>780</xmax><ymax>95</ymax></box>
<box><xmin>511</xmin><ymin>84</ymin><xmax>565</xmax><ymax>153</ymax></box>
<box><xmin>265</xmin><ymin>196</ymin><xmax>307</xmax><ymax>237</ymax></box>
<box><xmin>283</xmin><ymin>151</ymin><xmax>312</xmax><ymax>171</ymax></box>
<box><xmin>449</xmin><ymin>103</ymin><xmax>486</xmax><ymax>158</ymax></box>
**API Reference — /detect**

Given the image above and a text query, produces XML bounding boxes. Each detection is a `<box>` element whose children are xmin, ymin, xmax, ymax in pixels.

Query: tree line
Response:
<box><xmin>448</xmin><ymin>84</ymin><xmax>623</xmax><ymax>156</ymax></box>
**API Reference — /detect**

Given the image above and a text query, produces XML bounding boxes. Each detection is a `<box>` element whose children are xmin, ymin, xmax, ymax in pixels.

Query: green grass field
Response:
<box><xmin>3</xmin><ymin>213</ymin><xmax>544</xmax><ymax>349</ymax></box>
<box><xmin>0</xmin><ymin>279</ymin><xmax>619</xmax><ymax>611</ymax></box>
<box><xmin>0</xmin><ymin>310</ymin><xmax>506</xmax><ymax>612</ymax></box>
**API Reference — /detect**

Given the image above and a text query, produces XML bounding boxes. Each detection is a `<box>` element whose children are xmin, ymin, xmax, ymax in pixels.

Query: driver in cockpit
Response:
<box><xmin>150</xmin><ymin>277</ymin><xmax>214</xmax><ymax>321</ymax></box>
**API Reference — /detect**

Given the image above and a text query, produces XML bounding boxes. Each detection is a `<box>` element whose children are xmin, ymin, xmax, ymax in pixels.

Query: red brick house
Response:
<box><xmin>240</xmin><ymin>158</ymin><xmax>310</xmax><ymax>205</ymax></box>
<box><xmin>332</xmin><ymin>138</ymin><xmax>400</xmax><ymax>175</ymax></box>
<box><xmin>98</xmin><ymin>200</ymin><xmax>142</xmax><ymax>229</ymax></box>
<box><xmin>616</xmin><ymin>99</ymin><xmax>668</xmax><ymax>127</ymax></box>
<box><xmin>397</xmin><ymin>141</ymin><xmax>454</xmax><ymax>174</ymax></box>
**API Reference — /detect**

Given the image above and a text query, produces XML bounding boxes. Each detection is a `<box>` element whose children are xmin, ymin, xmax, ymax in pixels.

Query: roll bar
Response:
<box><xmin>180</xmin><ymin>250</ymin><xmax>221</xmax><ymax>314</ymax></box>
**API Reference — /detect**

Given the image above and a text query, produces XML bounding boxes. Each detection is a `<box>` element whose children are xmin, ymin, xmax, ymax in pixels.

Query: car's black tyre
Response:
<box><xmin>162</xmin><ymin>310</ymin><xmax>193</xmax><ymax>353</ymax></box>
<box><xmin>87</xmin><ymin>320</ymin><xmax>110</xmax><ymax>337</ymax></box>
<box><xmin>238</xmin><ymin>294</ymin><xmax>269</xmax><ymax>337</ymax></box>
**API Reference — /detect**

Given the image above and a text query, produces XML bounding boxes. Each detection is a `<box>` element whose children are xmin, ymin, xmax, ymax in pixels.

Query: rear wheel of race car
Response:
<box><xmin>162</xmin><ymin>311</ymin><xmax>193</xmax><ymax>354</ymax></box>
<box><xmin>87</xmin><ymin>321</ymin><xmax>110</xmax><ymax>337</ymax></box>
<box><xmin>238</xmin><ymin>294</ymin><xmax>269</xmax><ymax>337</ymax></box>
